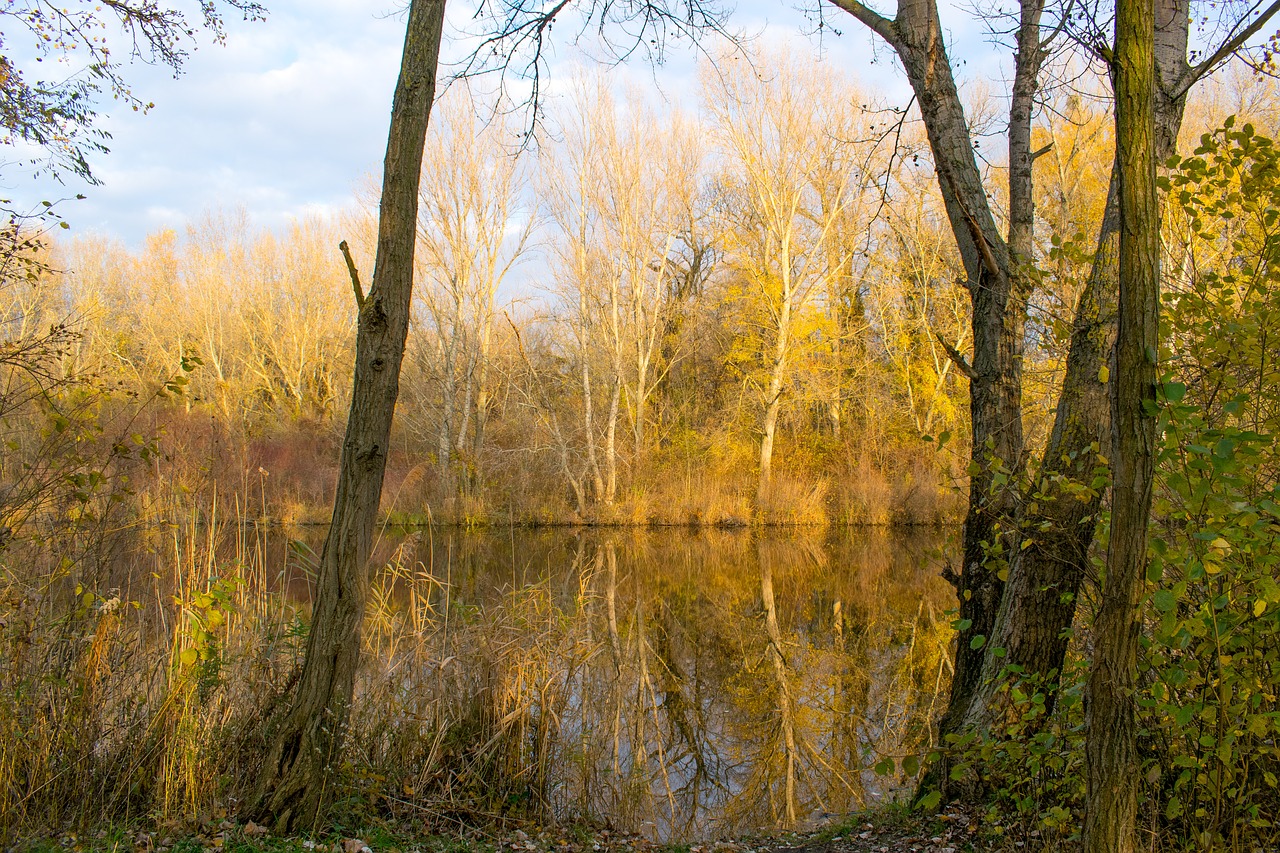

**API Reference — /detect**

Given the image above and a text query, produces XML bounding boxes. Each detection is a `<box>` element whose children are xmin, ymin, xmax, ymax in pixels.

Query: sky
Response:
<box><xmin>4</xmin><ymin>0</ymin><xmax>1004</xmax><ymax>248</ymax></box>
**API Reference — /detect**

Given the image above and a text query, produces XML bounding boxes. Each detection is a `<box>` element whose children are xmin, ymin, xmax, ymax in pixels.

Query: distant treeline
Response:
<box><xmin>3</xmin><ymin>53</ymin><xmax>1271</xmax><ymax>530</ymax></box>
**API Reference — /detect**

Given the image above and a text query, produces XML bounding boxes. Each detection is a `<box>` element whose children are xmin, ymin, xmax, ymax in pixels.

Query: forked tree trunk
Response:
<box><xmin>847</xmin><ymin>0</ymin><xmax>1029</xmax><ymax>744</ymax></box>
<box><xmin>959</xmin><ymin>0</ymin><xmax>1246</xmax><ymax>734</ymax></box>
<box><xmin>1084</xmin><ymin>0</ymin><xmax>1158</xmax><ymax>845</ymax></box>
<box><xmin>962</xmin><ymin>170</ymin><xmax>1119</xmax><ymax>731</ymax></box>
<box><xmin>248</xmin><ymin>0</ymin><xmax>446</xmax><ymax>831</ymax></box>
<box><xmin>830</xmin><ymin>0</ymin><xmax>1270</xmax><ymax>777</ymax></box>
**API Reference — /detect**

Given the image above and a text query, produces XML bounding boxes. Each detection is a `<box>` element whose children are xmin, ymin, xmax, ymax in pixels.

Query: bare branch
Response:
<box><xmin>451</xmin><ymin>0</ymin><xmax>736</xmax><ymax>133</ymax></box>
<box><xmin>937</xmin><ymin>166</ymin><xmax>1007</xmax><ymax>295</ymax></box>
<box><xmin>338</xmin><ymin>240</ymin><xmax>366</xmax><ymax>309</ymax></box>
<box><xmin>1182</xmin><ymin>0</ymin><xmax>1280</xmax><ymax>94</ymax></box>
<box><xmin>824</xmin><ymin>0</ymin><xmax>899</xmax><ymax>46</ymax></box>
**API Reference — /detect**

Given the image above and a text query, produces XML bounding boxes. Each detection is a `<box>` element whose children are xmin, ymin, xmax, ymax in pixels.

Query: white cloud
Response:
<box><xmin>9</xmin><ymin>0</ymin><xmax>1012</xmax><ymax>250</ymax></box>
<box><xmin>17</xmin><ymin>0</ymin><xmax>405</xmax><ymax>246</ymax></box>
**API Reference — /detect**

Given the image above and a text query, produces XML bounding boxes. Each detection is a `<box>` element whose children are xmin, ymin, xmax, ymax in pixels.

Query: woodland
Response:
<box><xmin>3</xmin><ymin>0</ymin><xmax>1280</xmax><ymax>851</ymax></box>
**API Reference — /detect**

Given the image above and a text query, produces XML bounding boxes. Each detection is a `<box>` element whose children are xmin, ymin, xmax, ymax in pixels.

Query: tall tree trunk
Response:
<box><xmin>842</xmin><ymin>0</ymin><xmax>1027</xmax><ymax>741</ymax></box>
<box><xmin>1084</xmin><ymin>0</ymin><xmax>1158</xmax><ymax>845</ymax></box>
<box><xmin>581</xmin><ymin>290</ymin><xmax>606</xmax><ymax>503</ymax></box>
<box><xmin>963</xmin><ymin>172</ymin><xmax>1119</xmax><ymax>731</ymax></box>
<box><xmin>247</xmin><ymin>0</ymin><xmax>446</xmax><ymax>831</ymax></box>
<box><xmin>959</xmin><ymin>0</ymin><xmax>1224</xmax><ymax>734</ymax></box>
<box><xmin>758</xmin><ymin>293</ymin><xmax>792</xmax><ymax>501</ymax></box>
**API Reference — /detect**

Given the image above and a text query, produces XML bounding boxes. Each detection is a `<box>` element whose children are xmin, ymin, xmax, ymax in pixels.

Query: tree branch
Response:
<box><xmin>934</xmin><ymin>328</ymin><xmax>977</xmax><ymax>379</ymax></box>
<box><xmin>1039</xmin><ymin>0</ymin><xmax>1076</xmax><ymax>53</ymax></box>
<box><xmin>824</xmin><ymin>0</ymin><xmax>899</xmax><ymax>47</ymax></box>
<box><xmin>339</xmin><ymin>240</ymin><xmax>366</xmax><ymax>308</ymax></box>
<box><xmin>938</xmin><ymin>166</ymin><xmax>1006</xmax><ymax>294</ymax></box>
<box><xmin>1182</xmin><ymin>0</ymin><xmax>1280</xmax><ymax>95</ymax></box>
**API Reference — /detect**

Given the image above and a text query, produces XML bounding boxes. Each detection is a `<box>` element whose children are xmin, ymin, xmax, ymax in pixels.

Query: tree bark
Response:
<box><xmin>958</xmin><ymin>0</ymin><xmax>1249</xmax><ymax>734</ymax></box>
<box><xmin>247</xmin><ymin>0</ymin><xmax>446</xmax><ymax>831</ymax></box>
<box><xmin>1084</xmin><ymin>0</ymin><xmax>1158</xmax><ymax>845</ymax></box>
<box><xmin>963</xmin><ymin>168</ymin><xmax>1119</xmax><ymax>731</ymax></box>
<box><xmin>828</xmin><ymin>0</ymin><xmax>1027</xmax><ymax>743</ymax></box>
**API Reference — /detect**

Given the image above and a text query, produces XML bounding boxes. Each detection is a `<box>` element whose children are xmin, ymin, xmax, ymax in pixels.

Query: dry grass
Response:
<box><xmin>755</xmin><ymin>475</ymin><xmax>830</xmax><ymax>526</ymax></box>
<box><xmin>0</xmin><ymin>487</ymin><xmax>953</xmax><ymax>842</ymax></box>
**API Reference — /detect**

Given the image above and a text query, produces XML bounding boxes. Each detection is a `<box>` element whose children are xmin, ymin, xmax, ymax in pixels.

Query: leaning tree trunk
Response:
<box><xmin>248</xmin><ymin>0</ymin><xmax>446</xmax><ymax>831</ymax></box>
<box><xmin>1084</xmin><ymin>0</ymin><xmax>1158</xmax><ymax>845</ymax></box>
<box><xmin>849</xmin><ymin>0</ymin><xmax>1027</xmax><ymax>744</ymax></box>
<box><xmin>962</xmin><ymin>169</ymin><xmax>1120</xmax><ymax>731</ymax></box>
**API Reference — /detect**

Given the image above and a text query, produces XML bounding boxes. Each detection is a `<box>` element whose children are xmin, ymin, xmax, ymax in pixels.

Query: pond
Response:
<box><xmin>8</xmin><ymin>517</ymin><xmax>958</xmax><ymax>838</ymax></box>
<box><xmin>256</xmin><ymin>526</ymin><xmax>957</xmax><ymax>840</ymax></box>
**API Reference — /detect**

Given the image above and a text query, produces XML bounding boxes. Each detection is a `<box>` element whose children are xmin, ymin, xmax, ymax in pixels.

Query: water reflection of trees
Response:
<box><xmin>350</xmin><ymin>527</ymin><xmax>954</xmax><ymax>839</ymax></box>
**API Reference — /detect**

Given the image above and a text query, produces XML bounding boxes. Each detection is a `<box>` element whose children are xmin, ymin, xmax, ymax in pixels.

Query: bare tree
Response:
<box><xmin>595</xmin><ymin>92</ymin><xmax>700</xmax><ymax>473</ymax></box>
<box><xmin>541</xmin><ymin>86</ymin><xmax>614</xmax><ymax>505</ymax></box>
<box><xmin>705</xmin><ymin>51</ymin><xmax>868</xmax><ymax>502</ymax></box>
<box><xmin>413</xmin><ymin>87</ymin><xmax>533</xmax><ymax>505</ymax></box>
<box><xmin>865</xmin><ymin>166</ymin><xmax>970</xmax><ymax>439</ymax></box>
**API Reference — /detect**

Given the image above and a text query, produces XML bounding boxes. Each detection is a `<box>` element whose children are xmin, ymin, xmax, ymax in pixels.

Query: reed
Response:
<box><xmin>0</xmin><ymin>465</ymin><xmax>952</xmax><ymax>841</ymax></box>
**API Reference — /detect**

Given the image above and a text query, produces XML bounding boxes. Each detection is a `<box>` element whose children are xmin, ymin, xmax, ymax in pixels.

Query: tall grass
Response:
<box><xmin>0</xmin><ymin>474</ymin><xmax>954</xmax><ymax>841</ymax></box>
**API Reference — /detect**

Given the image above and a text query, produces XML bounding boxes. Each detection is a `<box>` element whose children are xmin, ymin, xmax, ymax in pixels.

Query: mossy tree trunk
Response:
<box><xmin>1084</xmin><ymin>0</ymin><xmax>1158</xmax><ymax>846</ymax></box>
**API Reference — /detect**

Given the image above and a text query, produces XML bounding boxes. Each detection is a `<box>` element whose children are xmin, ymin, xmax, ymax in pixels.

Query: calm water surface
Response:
<box><xmin>274</xmin><ymin>526</ymin><xmax>959</xmax><ymax>840</ymax></box>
